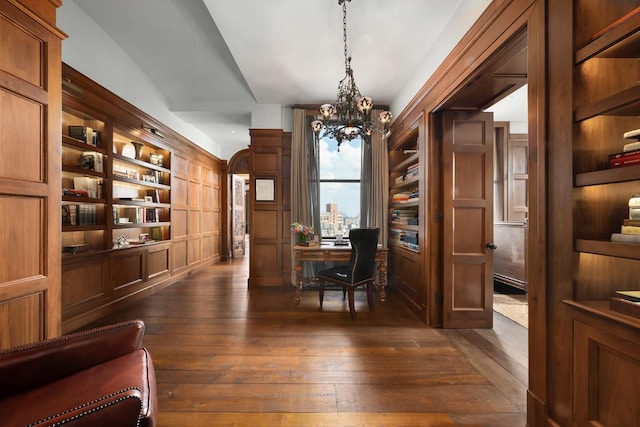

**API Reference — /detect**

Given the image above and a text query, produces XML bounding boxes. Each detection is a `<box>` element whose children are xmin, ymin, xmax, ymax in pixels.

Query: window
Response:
<box><xmin>318</xmin><ymin>136</ymin><xmax>361</xmax><ymax>238</ymax></box>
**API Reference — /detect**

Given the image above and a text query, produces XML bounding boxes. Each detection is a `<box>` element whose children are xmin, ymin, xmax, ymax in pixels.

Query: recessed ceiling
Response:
<box><xmin>66</xmin><ymin>0</ymin><xmax>498</xmax><ymax>159</ymax></box>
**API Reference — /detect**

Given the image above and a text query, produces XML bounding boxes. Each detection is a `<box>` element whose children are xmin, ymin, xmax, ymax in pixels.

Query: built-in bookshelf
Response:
<box><xmin>61</xmin><ymin>105</ymin><xmax>109</xmax><ymax>253</ymax></box>
<box><xmin>111</xmin><ymin>127</ymin><xmax>172</xmax><ymax>245</ymax></box>
<box><xmin>387</xmin><ymin>121</ymin><xmax>425</xmax><ymax>320</ymax></box>
<box><xmin>59</xmin><ymin>63</ymin><xmax>230</xmax><ymax>334</ymax></box>
<box><xmin>572</xmin><ymin>3</ymin><xmax>640</xmax><ymax>266</ymax></box>
<box><xmin>568</xmin><ymin>2</ymin><xmax>640</xmax><ymax>424</ymax></box>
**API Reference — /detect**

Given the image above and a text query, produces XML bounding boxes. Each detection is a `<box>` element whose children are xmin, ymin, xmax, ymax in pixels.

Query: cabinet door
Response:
<box><xmin>442</xmin><ymin>111</ymin><xmax>495</xmax><ymax>328</ymax></box>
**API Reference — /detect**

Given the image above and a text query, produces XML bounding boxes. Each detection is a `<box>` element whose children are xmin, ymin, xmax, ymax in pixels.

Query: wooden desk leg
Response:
<box><xmin>294</xmin><ymin>258</ymin><xmax>303</xmax><ymax>304</ymax></box>
<box><xmin>377</xmin><ymin>261</ymin><xmax>387</xmax><ymax>304</ymax></box>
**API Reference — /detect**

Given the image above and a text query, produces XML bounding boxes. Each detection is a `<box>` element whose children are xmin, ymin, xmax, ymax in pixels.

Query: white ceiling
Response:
<box><xmin>68</xmin><ymin>0</ymin><xmax>510</xmax><ymax>159</ymax></box>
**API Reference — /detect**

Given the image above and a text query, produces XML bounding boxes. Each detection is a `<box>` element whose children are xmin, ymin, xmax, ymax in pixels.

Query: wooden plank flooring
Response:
<box><xmin>86</xmin><ymin>253</ymin><xmax>528</xmax><ymax>426</ymax></box>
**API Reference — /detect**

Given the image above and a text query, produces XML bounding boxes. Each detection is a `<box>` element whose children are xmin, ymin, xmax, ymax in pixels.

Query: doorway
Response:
<box><xmin>437</xmin><ymin>26</ymin><xmax>529</xmax><ymax>329</ymax></box>
<box><xmin>227</xmin><ymin>149</ymin><xmax>251</xmax><ymax>261</ymax></box>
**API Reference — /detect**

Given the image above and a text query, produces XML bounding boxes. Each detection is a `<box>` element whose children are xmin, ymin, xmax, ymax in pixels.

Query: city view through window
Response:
<box><xmin>319</xmin><ymin>137</ymin><xmax>361</xmax><ymax>238</ymax></box>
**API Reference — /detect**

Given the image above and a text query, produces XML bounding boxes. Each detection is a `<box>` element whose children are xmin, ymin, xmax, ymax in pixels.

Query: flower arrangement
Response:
<box><xmin>291</xmin><ymin>222</ymin><xmax>314</xmax><ymax>243</ymax></box>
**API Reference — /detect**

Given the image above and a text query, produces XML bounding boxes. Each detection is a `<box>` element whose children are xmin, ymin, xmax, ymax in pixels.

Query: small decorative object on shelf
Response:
<box><xmin>113</xmin><ymin>235</ymin><xmax>130</xmax><ymax>249</ymax></box>
<box><xmin>131</xmin><ymin>141</ymin><xmax>144</xmax><ymax>160</ymax></box>
<box><xmin>291</xmin><ymin>222</ymin><xmax>314</xmax><ymax>246</ymax></box>
<box><xmin>149</xmin><ymin>153</ymin><xmax>164</xmax><ymax>166</ymax></box>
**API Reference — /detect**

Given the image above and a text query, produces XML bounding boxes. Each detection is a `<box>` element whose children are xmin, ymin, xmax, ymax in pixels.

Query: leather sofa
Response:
<box><xmin>0</xmin><ymin>319</ymin><xmax>157</xmax><ymax>426</ymax></box>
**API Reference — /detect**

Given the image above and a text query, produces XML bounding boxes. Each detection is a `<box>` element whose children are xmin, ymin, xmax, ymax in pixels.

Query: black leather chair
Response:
<box><xmin>316</xmin><ymin>228</ymin><xmax>380</xmax><ymax>319</ymax></box>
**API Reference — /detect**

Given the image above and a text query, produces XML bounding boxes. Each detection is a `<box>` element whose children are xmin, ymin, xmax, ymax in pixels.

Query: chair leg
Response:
<box><xmin>347</xmin><ymin>287</ymin><xmax>356</xmax><ymax>319</ymax></box>
<box><xmin>342</xmin><ymin>286</ymin><xmax>347</xmax><ymax>299</ymax></box>
<box><xmin>366</xmin><ymin>282</ymin><xmax>375</xmax><ymax>311</ymax></box>
<box><xmin>319</xmin><ymin>282</ymin><xmax>325</xmax><ymax>309</ymax></box>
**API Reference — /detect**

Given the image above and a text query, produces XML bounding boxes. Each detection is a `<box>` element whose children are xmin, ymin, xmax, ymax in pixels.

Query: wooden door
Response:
<box><xmin>232</xmin><ymin>175</ymin><xmax>246</xmax><ymax>258</ymax></box>
<box><xmin>442</xmin><ymin>111</ymin><xmax>494</xmax><ymax>328</ymax></box>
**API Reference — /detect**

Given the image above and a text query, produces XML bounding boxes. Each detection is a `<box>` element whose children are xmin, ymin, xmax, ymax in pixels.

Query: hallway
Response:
<box><xmin>87</xmin><ymin>255</ymin><xmax>527</xmax><ymax>426</ymax></box>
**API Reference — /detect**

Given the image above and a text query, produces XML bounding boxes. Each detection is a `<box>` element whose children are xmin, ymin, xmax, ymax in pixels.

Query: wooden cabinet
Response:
<box><xmin>0</xmin><ymin>0</ymin><xmax>64</xmax><ymax>348</ymax></box>
<box><xmin>60</xmin><ymin>64</ymin><xmax>224</xmax><ymax>333</ymax></box>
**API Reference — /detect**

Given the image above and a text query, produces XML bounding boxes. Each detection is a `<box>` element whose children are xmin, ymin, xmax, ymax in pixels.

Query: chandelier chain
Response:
<box><xmin>342</xmin><ymin>1</ymin><xmax>348</xmax><ymax>69</ymax></box>
<box><xmin>311</xmin><ymin>0</ymin><xmax>392</xmax><ymax>149</ymax></box>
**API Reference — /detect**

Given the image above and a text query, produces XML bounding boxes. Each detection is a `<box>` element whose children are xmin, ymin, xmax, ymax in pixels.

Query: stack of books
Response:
<box><xmin>611</xmin><ymin>195</ymin><xmax>640</xmax><ymax>243</ymax></box>
<box><xmin>609</xmin><ymin>128</ymin><xmax>640</xmax><ymax>168</ymax></box>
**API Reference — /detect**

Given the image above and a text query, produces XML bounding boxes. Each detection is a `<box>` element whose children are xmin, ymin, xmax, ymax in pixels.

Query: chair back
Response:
<box><xmin>348</xmin><ymin>228</ymin><xmax>380</xmax><ymax>284</ymax></box>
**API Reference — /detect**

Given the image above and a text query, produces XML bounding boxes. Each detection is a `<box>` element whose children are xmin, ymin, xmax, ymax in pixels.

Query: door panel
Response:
<box><xmin>442</xmin><ymin>111</ymin><xmax>494</xmax><ymax>328</ymax></box>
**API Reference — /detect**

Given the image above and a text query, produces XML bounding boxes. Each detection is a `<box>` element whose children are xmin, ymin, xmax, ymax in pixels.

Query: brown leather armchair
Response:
<box><xmin>0</xmin><ymin>320</ymin><xmax>157</xmax><ymax>427</ymax></box>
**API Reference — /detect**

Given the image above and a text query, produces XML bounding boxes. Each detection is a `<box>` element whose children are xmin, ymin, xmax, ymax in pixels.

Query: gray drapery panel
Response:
<box><xmin>368</xmin><ymin>108</ymin><xmax>389</xmax><ymax>246</ymax></box>
<box><xmin>290</xmin><ymin>109</ymin><xmax>321</xmax><ymax>285</ymax></box>
<box><xmin>291</xmin><ymin>109</ymin><xmax>310</xmax><ymax>285</ymax></box>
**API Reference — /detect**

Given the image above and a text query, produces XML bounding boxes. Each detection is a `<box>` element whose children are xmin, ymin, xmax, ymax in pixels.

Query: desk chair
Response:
<box><xmin>316</xmin><ymin>228</ymin><xmax>380</xmax><ymax>319</ymax></box>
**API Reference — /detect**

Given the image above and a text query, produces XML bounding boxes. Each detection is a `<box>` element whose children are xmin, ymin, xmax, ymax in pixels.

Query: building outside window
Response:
<box><xmin>318</xmin><ymin>136</ymin><xmax>361</xmax><ymax>238</ymax></box>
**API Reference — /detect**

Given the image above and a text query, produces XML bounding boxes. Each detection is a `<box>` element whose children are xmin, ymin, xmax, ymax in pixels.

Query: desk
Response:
<box><xmin>294</xmin><ymin>242</ymin><xmax>388</xmax><ymax>304</ymax></box>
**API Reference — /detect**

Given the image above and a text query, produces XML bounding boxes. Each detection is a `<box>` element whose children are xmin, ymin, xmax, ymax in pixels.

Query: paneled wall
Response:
<box><xmin>248</xmin><ymin>129</ymin><xmax>292</xmax><ymax>287</ymax></box>
<box><xmin>0</xmin><ymin>0</ymin><xmax>64</xmax><ymax>348</ymax></box>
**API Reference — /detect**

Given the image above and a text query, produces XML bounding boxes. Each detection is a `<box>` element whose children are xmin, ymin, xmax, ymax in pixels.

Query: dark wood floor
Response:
<box><xmin>87</xmin><ymin>252</ymin><xmax>528</xmax><ymax>426</ymax></box>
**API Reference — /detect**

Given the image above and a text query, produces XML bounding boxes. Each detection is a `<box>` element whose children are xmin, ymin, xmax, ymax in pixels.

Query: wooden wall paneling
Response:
<box><xmin>61</xmin><ymin>254</ymin><xmax>108</xmax><ymax>319</ymax></box>
<box><xmin>57</xmin><ymin>63</ymin><xmax>225</xmax><ymax>331</ymax></box>
<box><xmin>147</xmin><ymin>243</ymin><xmax>170</xmax><ymax>280</ymax></box>
<box><xmin>281</xmin><ymin>133</ymin><xmax>292</xmax><ymax>283</ymax></box>
<box><xmin>172</xmin><ymin>240</ymin><xmax>188</xmax><ymax>273</ymax></box>
<box><xmin>249</xmin><ymin>129</ymin><xmax>285</xmax><ymax>287</ymax></box>
<box><xmin>0</xmin><ymin>0</ymin><xmax>64</xmax><ymax>348</ymax></box>
<box><xmin>110</xmin><ymin>248</ymin><xmax>145</xmax><ymax>294</ymax></box>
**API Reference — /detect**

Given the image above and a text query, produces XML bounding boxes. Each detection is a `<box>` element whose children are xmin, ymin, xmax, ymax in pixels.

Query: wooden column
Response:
<box><xmin>248</xmin><ymin>129</ymin><xmax>290</xmax><ymax>287</ymax></box>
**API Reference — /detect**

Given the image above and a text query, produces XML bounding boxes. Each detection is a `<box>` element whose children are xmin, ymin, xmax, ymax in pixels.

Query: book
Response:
<box><xmin>631</xmin><ymin>208</ymin><xmax>640</xmax><ymax>220</ymax></box>
<box><xmin>623</xmin><ymin>141</ymin><xmax>640</xmax><ymax>152</ymax></box>
<box><xmin>629</xmin><ymin>195</ymin><xmax>640</xmax><ymax>208</ymax></box>
<box><xmin>615</xmin><ymin>290</ymin><xmax>640</xmax><ymax>302</ymax></box>
<box><xmin>621</xmin><ymin>225</ymin><xmax>640</xmax><ymax>235</ymax></box>
<box><xmin>611</xmin><ymin>232</ymin><xmax>640</xmax><ymax>243</ymax></box>
<box><xmin>623</xmin><ymin>127</ymin><xmax>640</xmax><ymax>140</ymax></box>
<box><xmin>609</xmin><ymin>148</ymin><xmax>640</xmax><ymax>160</ymax></box>
<box><xmin>610</xmin><ymin>153</ymin><xmax>640</xmax><ymax>168</ymax></box>
<box><xmin>622</xmin><ymin>219</ymin><xmax>640</xmax><ymax>227</ymax></box>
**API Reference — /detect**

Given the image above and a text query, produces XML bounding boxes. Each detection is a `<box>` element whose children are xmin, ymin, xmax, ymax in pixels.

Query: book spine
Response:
<box><xmin>623</xmin><ymin>218</ymin><xmax>640</xmax><ymax>226</ymax></box>
<box><xmin>610</xmin><ymin>153</ymin><xmax>640</xmax><ymax>167</ymax></box>
<box><xmin>609</xmin><ymin>148</ymin><xmax>640</xmax><ymax>160</ymax></box>
<box><xmin>629</xmin><ymin>196</ymin><xmax>640</xmax><ymax>208</ymax></box>
<box><xmin>623</xmin><ymin>126</ymin><xmax>640</xmax><ymax>139</ymax></box>
<box><xmin>611</xmin><ymin>232</ymin><xmax>640</xmax><ymax>243</ymax></box>
<box><xmin>623</xmin><ymin>141</ymin><xmax>640</xmax><ymax>152</ymax></box>
<box><xmin>621</xmin><ymin>225</ymin><xmax>640</xmax><ymax>235</ymax></box>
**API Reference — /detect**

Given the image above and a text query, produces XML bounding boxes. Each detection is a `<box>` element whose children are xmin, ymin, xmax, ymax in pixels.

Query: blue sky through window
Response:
<box><xmin>319</xmin><ymin>137</ymin><xmax>361</xmax><ymax>218</ymax></box>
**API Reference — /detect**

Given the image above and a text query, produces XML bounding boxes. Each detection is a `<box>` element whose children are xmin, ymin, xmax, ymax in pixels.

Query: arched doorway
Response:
<box><xmin>227</xmin><ymin>149</ymin><xmax>250</xmax><ymax>259</ymax></box>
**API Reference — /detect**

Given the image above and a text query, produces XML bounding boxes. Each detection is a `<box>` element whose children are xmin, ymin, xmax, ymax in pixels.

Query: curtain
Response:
<box><xmin>291</xmin><ymin>109</ymin><xmax>320</xmax><ymax>284</ymax></box>
<box><xmin>291</xmin><ymin>109</ymin><xmax>309</xmax><ymax>285</ymax></box>
<box><xmin>361</xmin><ymin>108</ymin><xmax>389</xmax><ymax>246</ymax></box>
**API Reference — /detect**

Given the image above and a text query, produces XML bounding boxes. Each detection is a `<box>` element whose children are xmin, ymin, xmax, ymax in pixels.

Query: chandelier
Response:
<box><xmin>311</xmin><ymin>0</ymin><xmax>392</xmax><ymax>150</ymax></box>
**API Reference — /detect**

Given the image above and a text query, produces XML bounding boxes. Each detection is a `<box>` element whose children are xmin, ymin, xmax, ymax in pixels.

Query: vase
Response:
<box><xmin>298</xmin><ymin>233</ymin><xmax>308</xmax><ymax>244</ymax></box>
<box><xmin>131</xmin><ymin>141</ymin><xmax>144</xmax><ymax>160</ymax></box>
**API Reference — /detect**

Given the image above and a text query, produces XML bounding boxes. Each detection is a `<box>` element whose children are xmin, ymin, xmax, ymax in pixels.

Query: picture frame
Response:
<box><xmin>255</xmin><ymin>178</ymin><xmax>275</xmax><ymax>201</ymax></box>
<box><xmin>144</xmin><ymin>196</ymin><xmax>153</xmax><ymax>203</ymax></box>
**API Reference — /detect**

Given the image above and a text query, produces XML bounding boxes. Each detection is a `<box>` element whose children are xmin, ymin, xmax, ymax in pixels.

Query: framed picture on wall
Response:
<box><xmin>255</xmin><ymin>178</ymin><xmax>275</xmax><ymax>202</ymax></box>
